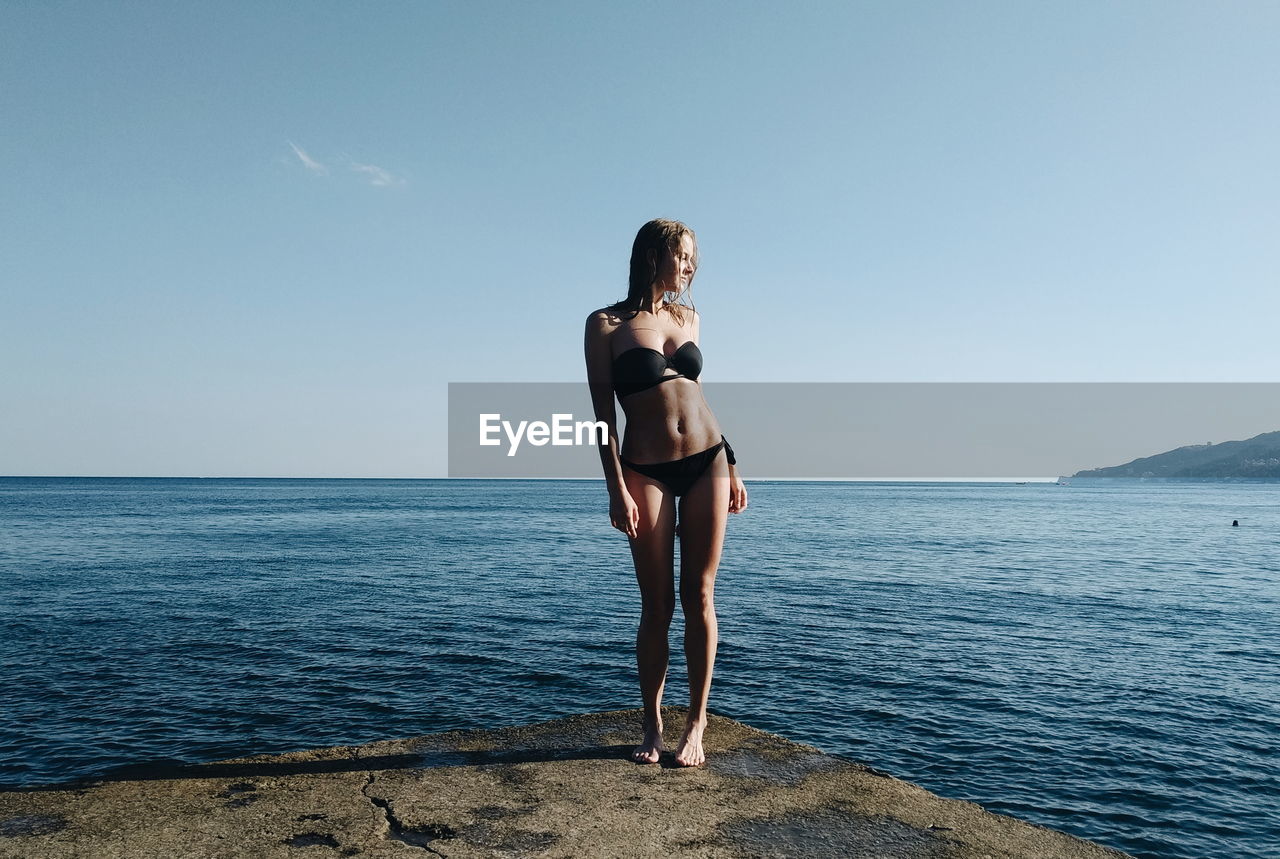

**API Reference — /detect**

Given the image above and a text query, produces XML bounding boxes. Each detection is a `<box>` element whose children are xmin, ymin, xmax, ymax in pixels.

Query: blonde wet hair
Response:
<box><xmin>608</xmin><ymin>218</ymin><xmax>698</xmax><ymax>324</ymax></box>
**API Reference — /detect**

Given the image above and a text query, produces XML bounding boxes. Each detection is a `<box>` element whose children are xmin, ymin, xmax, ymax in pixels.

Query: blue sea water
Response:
<box><xmin>1</xmin><ymin>478</ymin><xmax>1277</xmax><ymax>858</ymax></box>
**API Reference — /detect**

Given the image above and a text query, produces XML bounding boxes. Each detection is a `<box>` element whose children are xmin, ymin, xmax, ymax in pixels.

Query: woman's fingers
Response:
<box><xmin>612</xmin><ymin>508</ymin><xmax>638</xmax><ymax>538</ymax></box>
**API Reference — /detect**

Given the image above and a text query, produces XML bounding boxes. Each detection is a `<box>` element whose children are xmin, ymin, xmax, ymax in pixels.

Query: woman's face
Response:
<box><xmin>656</xmin><ymin>233</ymin><xmax>696</xmax><ymax>293</ymax></box>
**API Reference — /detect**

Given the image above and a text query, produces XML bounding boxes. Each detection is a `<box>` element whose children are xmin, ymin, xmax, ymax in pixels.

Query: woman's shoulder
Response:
<box><xmin>586</xmin><ymin>306</ymin><xmax>635</xmax><ymax>329</ymax></box>
<box><xmin>585</xmin><ymin>307</ymin><xmax>629</xmax><ymax>344</ymax></box>
<box><xmin>674</xmin><ymin>306</ymin><xmax>701</xmax><ymax>334</ymax></box>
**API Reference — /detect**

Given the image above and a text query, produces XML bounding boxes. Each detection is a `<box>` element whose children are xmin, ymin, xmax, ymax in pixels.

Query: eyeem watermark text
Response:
<box><xmin>479</xmin><ymin>413</ymin><xmax>607</xmax><ymax>457</ymax></box>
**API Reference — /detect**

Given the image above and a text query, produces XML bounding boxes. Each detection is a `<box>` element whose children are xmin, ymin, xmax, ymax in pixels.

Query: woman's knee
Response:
<box><xmin>679</xmin><ymin>585</ymin><xmax>716</xmax><ymax>620</ymax></box>
<box><xmin>640</xmin><ymin>594</ymin><xmax>676</xmax><ymax>626</ymax></box>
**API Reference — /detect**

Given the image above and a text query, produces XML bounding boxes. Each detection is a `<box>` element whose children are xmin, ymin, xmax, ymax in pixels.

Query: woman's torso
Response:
<box><xmin>610</xmin><ymin>309</ymin><xmax>721</xmax><ymax>464</ymax></box>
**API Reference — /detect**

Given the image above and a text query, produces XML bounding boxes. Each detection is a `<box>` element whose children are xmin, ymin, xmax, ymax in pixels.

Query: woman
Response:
<box><xmin>584</xmin><ymin>218</ymin><xmax>748</xmax><ymax>767</ymax></box>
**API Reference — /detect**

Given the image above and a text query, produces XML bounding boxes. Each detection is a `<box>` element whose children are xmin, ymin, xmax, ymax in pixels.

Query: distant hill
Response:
<box><xmin>1073</xmin><ymin>430</ymin><xmax>1280</xmax><ymax>478</ymax></box>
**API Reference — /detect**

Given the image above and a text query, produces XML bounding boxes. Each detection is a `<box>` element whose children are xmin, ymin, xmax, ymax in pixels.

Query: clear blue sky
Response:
<box><xmin>3</xmin><ymin>2</ymin><xmax>1277</xmax><ymax>476</ymax></box>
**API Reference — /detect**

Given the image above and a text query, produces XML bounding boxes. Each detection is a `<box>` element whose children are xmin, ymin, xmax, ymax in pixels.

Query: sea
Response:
<box><xmin>1</xmin><ymin>477</ymin><xmax>1277</xmax><ymax>859</ymax></box>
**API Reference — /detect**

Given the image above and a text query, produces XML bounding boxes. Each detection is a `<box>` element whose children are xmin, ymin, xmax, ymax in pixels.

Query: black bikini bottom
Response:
<box><xmin>621</xmin><ymin>440</ymin><xmax>725</xmax><ymax>497</ymax></box>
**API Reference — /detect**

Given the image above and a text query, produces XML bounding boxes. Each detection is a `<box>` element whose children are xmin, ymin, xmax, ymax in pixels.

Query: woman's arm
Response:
<box><xmin>584</xmin><ymin>310</ymin><xmax>639</xmax><ymax>537</ymax></box>
<box><xmin>691</xmin><ymin>310</ymin><xmax>749</xmax><ymax>514</ymax></box>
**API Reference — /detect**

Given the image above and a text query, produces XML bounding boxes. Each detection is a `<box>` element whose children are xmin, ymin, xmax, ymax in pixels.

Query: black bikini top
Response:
<box><xmin>612</xmin><ymin>341</ymin><xmax>703</xmax><ymax>399</ymax></box>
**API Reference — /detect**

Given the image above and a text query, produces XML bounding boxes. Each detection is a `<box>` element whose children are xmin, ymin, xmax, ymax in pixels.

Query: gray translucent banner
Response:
<box><xmin>448</xmin><ymin>383</ymin><xmax>1280</xmax><ymax>479</ymax></box>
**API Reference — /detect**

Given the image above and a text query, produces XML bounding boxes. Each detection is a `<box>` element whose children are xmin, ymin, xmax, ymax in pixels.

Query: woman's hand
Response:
<box><xmin>728</xmin><ymin>466</ymin><xmax>748</xmax><ymax>514</ymax></box>
<box><xmin>610</xmin><ymin>487</ymin><xmax>639</xmax><ymax>539</ymax></box>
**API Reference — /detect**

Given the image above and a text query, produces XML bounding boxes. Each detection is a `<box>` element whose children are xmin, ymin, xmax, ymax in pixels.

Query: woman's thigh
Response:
<box><xmin>677</xmin><ymin>452</ymin><xmax>730</xmax><ymax>585</ymax></box>
<box><xmin>624</xmin><ymin>468</ymin><xmax>677</xmax><ymax>597</ymax></box>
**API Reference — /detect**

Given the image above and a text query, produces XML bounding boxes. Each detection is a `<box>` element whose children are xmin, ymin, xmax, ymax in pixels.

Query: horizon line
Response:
<box><xmin>3</xmin><ymin>475</ymin><xmax>1066</xmax><ymax>483</ymax></box>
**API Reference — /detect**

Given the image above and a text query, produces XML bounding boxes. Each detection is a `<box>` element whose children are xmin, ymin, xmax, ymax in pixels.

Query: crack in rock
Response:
<box><xmin>362</xmin><ymin>774</ymin><xmax>456</xmax><ymax>855</ymax></box>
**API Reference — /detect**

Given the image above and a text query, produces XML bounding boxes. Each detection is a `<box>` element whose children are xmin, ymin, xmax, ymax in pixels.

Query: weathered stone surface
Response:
<box><xmin>0</xmin><ymin>709</ymin><xmax>1130</xmax><ymax>858</ymax></box>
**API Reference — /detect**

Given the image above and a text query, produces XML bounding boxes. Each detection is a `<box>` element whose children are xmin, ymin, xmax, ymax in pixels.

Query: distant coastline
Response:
<box><xmin>1073</xmin><ymin>430</ymin><xmax>1280</xmax><ymax>479</ymax></box>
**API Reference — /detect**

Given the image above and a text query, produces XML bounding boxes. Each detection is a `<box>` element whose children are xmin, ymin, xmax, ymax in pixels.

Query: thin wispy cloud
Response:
<box><xmin>350</xmin><ymin>161</ymin><xmax>404</xmax><ymax>187</ymax></box>
<box><xmin>288</xmin><ymin>141</ymin><xmax>328</xmax><ymax>175</ymax></box>
<box><xmin>285</xmin><ymin>142</ymin><xmax>404</xmax><ymax>188</ymax></box>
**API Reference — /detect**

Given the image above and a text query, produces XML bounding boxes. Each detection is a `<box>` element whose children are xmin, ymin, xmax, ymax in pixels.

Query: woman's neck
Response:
<box><xmin>647</xmin><ymin>284</ymin><xmax>675</xmax><ymax>313</ymax></box>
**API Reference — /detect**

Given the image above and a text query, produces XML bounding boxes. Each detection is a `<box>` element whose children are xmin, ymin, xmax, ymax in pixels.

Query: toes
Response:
<box><xmin>673</xmin><ymin>740</ymin><xmax>706</xmax><ymax>767</ymax></box>
<box><xmin>632</xmin><ymin>746</ymin><xmax>660</xmax><ymax>764</ymax></box>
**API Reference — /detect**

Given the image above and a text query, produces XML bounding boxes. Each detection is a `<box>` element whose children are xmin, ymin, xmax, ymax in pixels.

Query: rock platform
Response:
<box><xmin>0</xmin><ymin>709</ymin><xmax>1130</xmax><ymax>858</ymax></box>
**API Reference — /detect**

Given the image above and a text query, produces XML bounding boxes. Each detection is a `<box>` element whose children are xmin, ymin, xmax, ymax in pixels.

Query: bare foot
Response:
<box><xmin>632</xmin><ymin>717</ymin><xmax>663</xmax><ymax>764</ymax></box>
<box><xmin>673</xmin><ymin>719</ymin><xmax>707</xmax><ymax>767</ymax></box>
